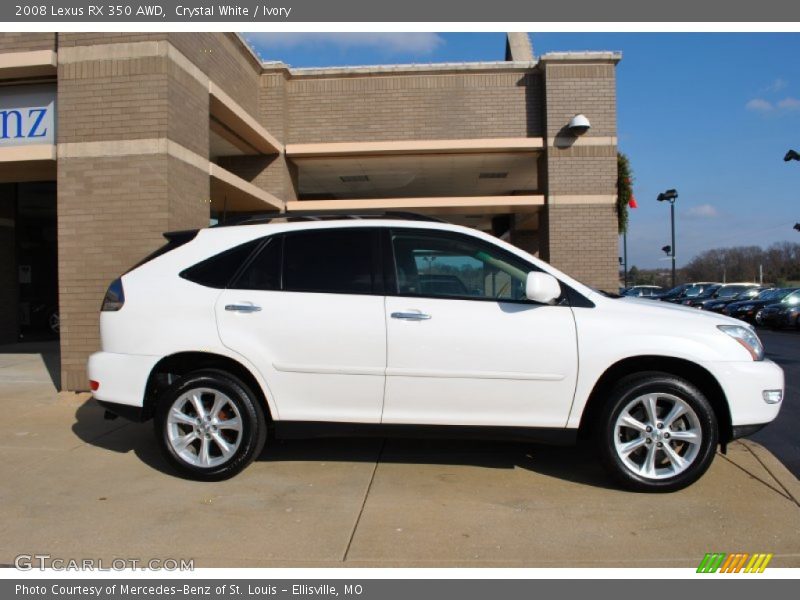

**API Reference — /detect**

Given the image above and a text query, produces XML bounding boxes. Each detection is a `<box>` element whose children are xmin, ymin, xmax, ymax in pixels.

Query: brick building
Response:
<box><xmin>0</xmin><ymin>32</ymin><xmax>621</xmax><ymax>391</ymax></box>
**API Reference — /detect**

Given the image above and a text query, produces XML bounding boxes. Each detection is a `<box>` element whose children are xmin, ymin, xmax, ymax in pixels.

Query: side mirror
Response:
<box><xmin>525</xmin><ymin>272</ymin><xmax>561</xmax><ymax>304</ymax></box>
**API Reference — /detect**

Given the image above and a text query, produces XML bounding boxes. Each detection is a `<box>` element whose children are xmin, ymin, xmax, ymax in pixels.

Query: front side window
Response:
<box><xmin>390</xmin><ymin>229</ymin><xmax>534</xmax><ymax>301</ymax></box>
<box><xmin>283</xmin><ymin>228</ymin><xmax>382</xmax><ymax>295</ymax></box>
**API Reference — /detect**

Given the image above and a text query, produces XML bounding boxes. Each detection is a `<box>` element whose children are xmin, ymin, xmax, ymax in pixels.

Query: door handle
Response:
<box><xmin>391</xmin><ymin>311</ymin><xmax>431</xmax><ymax>321</ymax></box>
<box><xmin>225</xmin><ymin>304</ymin><xmax>262</xmax><ymax>313</ymax></box>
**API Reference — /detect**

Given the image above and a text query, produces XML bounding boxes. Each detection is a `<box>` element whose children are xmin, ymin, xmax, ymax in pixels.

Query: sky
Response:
<box><xmin>242</xmin><ymin>33</ymin><xmax>800</xmax><ymax>269</ymax></box>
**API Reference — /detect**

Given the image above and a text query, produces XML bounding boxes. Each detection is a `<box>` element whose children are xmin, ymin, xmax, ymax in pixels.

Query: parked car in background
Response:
<box><xmin>685</xmin><ymin>283</ymin><xmax>760</xmax><ymax>309</ymax></box>
<box><xmin>702</xmin><ymin>286</ymin><xmax>767</xmax><ymax>314</ymax></box>
<box><xmin>679</xmin><ymin>284</ymin><xmax>722</xmax><ymax>307</ymax></box>
<box><xmin>666</xmin><ymin>282</ymin><xmax>720</xmax><ymax>304</ymax></box>
<box><xmin>622</xmin><ymin>285</ymin><xmax>665</xmax><ymax>298</ymax></box>
<box><xmin>652</xmin><ymin>282</ymin><xmax>715</xmax><ymax>303</ymax></box>
<box><xmin>759</xmin><ymin>289</ymin><xmax>800</xmax><ymax>329</ymax></box>
<box><xmin>724</xmin><ymin>288</ymin><xmax>795</xmax><ymax>324</ymax></box>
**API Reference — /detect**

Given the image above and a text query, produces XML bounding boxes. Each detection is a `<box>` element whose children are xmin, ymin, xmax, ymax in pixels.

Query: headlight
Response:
<box><xmin>718</xmin><ymin>325</ymin><xmax>764</xmax><ymax>361</ymax></box>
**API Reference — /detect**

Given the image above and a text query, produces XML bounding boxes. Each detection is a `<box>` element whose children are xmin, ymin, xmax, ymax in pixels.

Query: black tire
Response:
<box><xmin>596</xmin><ymin>372</ymin><xmax>718</xmax><ymax>493</ymax></box>
<box><xmin>154</xmin><ymin>369</ymin><xmax>267</xmax><ymax>481</ymax></box>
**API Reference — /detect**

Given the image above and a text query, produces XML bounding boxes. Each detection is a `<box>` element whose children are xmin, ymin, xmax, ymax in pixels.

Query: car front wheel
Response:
<box><xmin>597</xmin><ymin>373</ymin><xmax>718</xmax><ymax>492</ymax></box>
<box><xmin>155</xmin><ymin>370</ymin><xmax>267</xmax><ymax>481</ymax></box>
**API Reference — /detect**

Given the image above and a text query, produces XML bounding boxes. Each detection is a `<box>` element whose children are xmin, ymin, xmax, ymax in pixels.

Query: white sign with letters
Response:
<box><xmin>0</xmin><ymin>84</ymin><xmax>56</xmax><ymax>147</ymax></box>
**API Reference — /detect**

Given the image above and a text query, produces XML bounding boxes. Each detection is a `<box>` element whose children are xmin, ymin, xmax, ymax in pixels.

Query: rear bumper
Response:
<box><xmin>96</xmin><ymin>399</ymin><xmax>146</xmax><ymax>422</ymax></box>
<box><xmin>87</xmin><ymin>351</ymin><xmax>161</xmax><ymax>408</ymax></box>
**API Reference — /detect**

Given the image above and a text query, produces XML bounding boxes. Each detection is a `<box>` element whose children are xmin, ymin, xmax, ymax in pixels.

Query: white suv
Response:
<box><xmin>88</xmin><ymin>213</ymin><xmax>783</xmax><ymax>491</ymax></box>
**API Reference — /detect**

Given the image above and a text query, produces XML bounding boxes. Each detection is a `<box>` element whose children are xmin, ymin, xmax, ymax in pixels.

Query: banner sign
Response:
<box><xmin>0</xmin><ymin>84</ymin><xmax>56</xmax><ymax>147</ymax></box>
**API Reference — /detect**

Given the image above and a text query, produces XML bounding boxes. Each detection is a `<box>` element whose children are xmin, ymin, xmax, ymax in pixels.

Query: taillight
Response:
<box><xmin>89</xmin><ymin>380</ymin><xmax>100</xmax><ymax>391</ymax></box>
<box><xmin>101</xmin><ymin>278</ymin><xmax>125</xmax><ymax>311</ymax></box>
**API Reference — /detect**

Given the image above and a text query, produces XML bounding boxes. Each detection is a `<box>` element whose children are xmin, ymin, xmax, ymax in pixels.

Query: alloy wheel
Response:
<box><xmin>613</xmin><ymin>392</ymin><xmax>702</xmax><ymax>480</ymax></box>
<box><xmin>166</xmin><ymin>387</ymin><xmax>243</xmax><ymax>468</ymax></box>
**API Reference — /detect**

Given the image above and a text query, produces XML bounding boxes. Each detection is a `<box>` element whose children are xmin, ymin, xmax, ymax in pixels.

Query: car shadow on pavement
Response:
<box><xmin>72</xmin><ymin>398</ymin><xmax>617</xmax><ymax>490</ymax></box>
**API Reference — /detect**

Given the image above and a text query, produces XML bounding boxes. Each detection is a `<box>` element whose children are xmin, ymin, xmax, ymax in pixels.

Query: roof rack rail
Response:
<box><xmin>214</xmin><ymin>210</ymin><xmax>446</xmax><ymax>227</ymax></box>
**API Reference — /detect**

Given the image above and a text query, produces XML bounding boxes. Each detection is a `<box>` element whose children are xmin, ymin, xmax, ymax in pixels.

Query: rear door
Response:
<box><xmin>215</xmin><ymin>227</ymin><xmax>387</xmax><ymax>423</ymax></box>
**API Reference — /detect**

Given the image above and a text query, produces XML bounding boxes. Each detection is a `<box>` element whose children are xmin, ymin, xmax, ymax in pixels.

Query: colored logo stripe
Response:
<box><xmin>697</xmin><ymin>553</ymin><xmax>773</xmax><ymax>573</ymax></box>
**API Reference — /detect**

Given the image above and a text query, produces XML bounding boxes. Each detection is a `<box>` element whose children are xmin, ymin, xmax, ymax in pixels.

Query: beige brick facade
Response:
<box><xmin>0</xmin><ymin>33</ymin><xmax>621</xmax><ymax>389</ymax></box>
<box><xmin>541</xmin><ymin>58</ymin><xmax>619</xmax><ymax>290</ymax></box>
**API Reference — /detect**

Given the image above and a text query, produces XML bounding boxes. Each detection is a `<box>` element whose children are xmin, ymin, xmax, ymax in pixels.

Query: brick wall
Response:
<box><xmin>546</xmin><ymin>204</ymin><xmax>619</xmax><ymax>290</ymax></box>
<box><xmin>285</xmin><ymin>71</ymin><xmax>543</xmax><ymax>143</ymax></box>
<box><xmin>542</xmin><ymin>60</ymin><xmax>619</xmax><ymax>291</ymax></box>
<box><xmin>57</xmin><ymin>33</ymin><xmax>166</xmax><ymax>47</ymax></box>
<box><xmin>169</xmin><ymin>33</ymin><xmax>261</xmax><ymax>117</ymax></box>
<box><xmin>0</xmin><ymin>32</ymin><xmax>56</xmax><ymax>52</ymax></box>
<box><xmin>58</xmin><ymin>57</ymin><xmax>169</xmax><ymax>144</ymax></box>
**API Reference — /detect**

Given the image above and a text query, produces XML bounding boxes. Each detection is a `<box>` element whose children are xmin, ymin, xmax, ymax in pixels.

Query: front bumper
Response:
<box><xmin>704</xmin><ymin>358</ymin><xmax>784</xmax><ymax>427</ymax></box>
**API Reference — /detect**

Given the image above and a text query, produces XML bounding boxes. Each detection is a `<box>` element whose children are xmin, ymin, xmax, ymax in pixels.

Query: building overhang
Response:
<box><xmin>0</xmin><ymin>144</ymin><xmax>56</xmax><ymax>183</ymax></box>
<box><xmin>287</xmin><ymin>195</ymin><xmax>544</xmax><ymax>215</ymax></box>
<box><xmin>286</xmin><ymin>137</ymin><xmax>543</xmax><ymax>158</ymax></box>
<box><xmin>209</xmin><ymin>163</ymin><xmax>284</xmax><ymax>213</ymax></box>
<box><xmin>0</xmin><ymin>50</ymin><xmax>57</xmax><ymax>80</ymax></box>
<box><xmin>208</xmin><ymin>81</ymin><xmax>282</xmax><ymax>156</ymax></box>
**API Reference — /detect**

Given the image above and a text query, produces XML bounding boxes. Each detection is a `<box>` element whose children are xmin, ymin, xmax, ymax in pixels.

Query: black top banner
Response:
<box><xmin>3</xmin><ymin>0</ymin><xmax>800</xmax><ymax>22</ymax></box>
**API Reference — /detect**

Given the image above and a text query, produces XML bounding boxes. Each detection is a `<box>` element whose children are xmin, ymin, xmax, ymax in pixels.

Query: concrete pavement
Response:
<box><xmin>0</xmin><ymin>345</ymin><xmax>798</xmax><ymax>568</ymax></box>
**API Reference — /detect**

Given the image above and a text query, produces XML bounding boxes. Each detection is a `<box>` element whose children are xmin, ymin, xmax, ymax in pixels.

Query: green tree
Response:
<box><xmin>617</xmin><ymin>152</ymin><xmax>634</xmax><ymax>234</ymax></box>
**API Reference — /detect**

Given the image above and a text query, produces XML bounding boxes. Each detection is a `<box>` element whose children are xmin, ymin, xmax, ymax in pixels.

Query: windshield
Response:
<box><xmin>756</xmin><ymin>288</ymin><xmax>779</xmax><ymax>300</ymax></box>
<box><xmin>782</xmin><ymin>290</ymin><xmax>800</xmax><ymax>304</ymax></box>
<box><xmin>694</xmin><ymin>285</ymin><xmax>719</xmax><ymax>299</ymax></box>
<box><xmin>717</xmin><ymin>285</ymin><xmax>752</xmax><ymax>298</ymax></box>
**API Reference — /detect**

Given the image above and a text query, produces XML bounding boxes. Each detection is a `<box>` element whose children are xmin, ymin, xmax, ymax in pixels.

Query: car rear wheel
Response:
<box><xmin>155</xmin><ymin>370</ymin><xmax>267</xmax><ymax>481</ymax></box>
<box><xmin>597</xmin><ymin>373</ymin><xmax>718</xmax><ymax>492</ymax></box>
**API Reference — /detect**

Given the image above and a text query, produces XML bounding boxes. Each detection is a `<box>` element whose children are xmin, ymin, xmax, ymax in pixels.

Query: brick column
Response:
<box><xmin>56</xmin><ymin>36</ymin><xmax>212</xmax><ymax>390</ymax></box>
<box><xmin>540</xmin><ymin>55</ymin><xmax>621</xmax><ymax>292</ymax></box>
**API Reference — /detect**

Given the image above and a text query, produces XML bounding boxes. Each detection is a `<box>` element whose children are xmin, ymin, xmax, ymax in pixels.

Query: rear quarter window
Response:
<box><xmin>180</xmin><ymin>238</ymin><xmax>262</xmax><ymax>289</ymax></box>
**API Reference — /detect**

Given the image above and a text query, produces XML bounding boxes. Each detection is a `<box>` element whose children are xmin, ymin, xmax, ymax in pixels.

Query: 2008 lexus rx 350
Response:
<box><xmin>88</xmin><ymin>214</ymin><xmax>783</xmax><ymax>491</ymax></box>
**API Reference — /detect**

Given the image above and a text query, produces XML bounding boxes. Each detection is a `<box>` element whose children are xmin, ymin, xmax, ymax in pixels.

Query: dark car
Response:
<box><xmin>622</xmin><ymin>285</ymin><xmax>665</xmax><ymax>298</ymax></box>
<box><xmin>679</xmin><ymin>284</ymin><xmax>722</xmax><ymax>307</ymax></box>
<box><xmin>759</xmin><ymin>289</ymin><xmax>800</xmax><ymax>329</ymax></box>
<box><xmin>724</xmin><ymin>288</ymin><xmax>796</xmax><ymax>324</ymax></box>
<box><xmin>653</xmin><ymin>282</ymin><xmax>717</xmax><ymax>303</ymax></box>
<box><xmin>702</xmin><ymin>285</ymin><xmax>767</xmax><ymax>313</ymax></box>
<box><xmin>684</xmin><ymin>283</ymin><xmax>759</xmax><ymax>309</ymax></box>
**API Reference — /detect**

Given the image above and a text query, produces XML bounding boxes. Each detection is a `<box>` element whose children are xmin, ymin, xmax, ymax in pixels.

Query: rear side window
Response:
<box><xmin>233</xmin><ymin>236</ymin><xmax>283</xmax><ymax>291</ymax></box>
<box><xmin>180</xmin><ymin>239</ymin><xmax>261</xmax><ymax>289</ymax></box>
<box><xmin>283</xmin><ymin>228</ymin><xmax>381</xmax><ymax>295</ymax></box>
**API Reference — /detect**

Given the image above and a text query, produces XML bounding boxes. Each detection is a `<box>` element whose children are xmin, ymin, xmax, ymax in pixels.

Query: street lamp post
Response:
<box><xmin>657</xmin><ymin>189</ymin><xmax>679</xmax><ymax>288</ymax></box>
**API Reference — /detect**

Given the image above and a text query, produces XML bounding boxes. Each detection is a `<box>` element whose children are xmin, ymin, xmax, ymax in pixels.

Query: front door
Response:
<box><xmin>383</xmin><ymin>228</ymin><xmax>578</xmax><ymax>428</ymax></box>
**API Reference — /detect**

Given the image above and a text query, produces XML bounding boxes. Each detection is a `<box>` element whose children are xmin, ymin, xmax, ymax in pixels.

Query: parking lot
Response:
<box><xmin>0</xmin><ymin>334</ymin><xmax>798</xmax><ymax>568</ymax></box>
